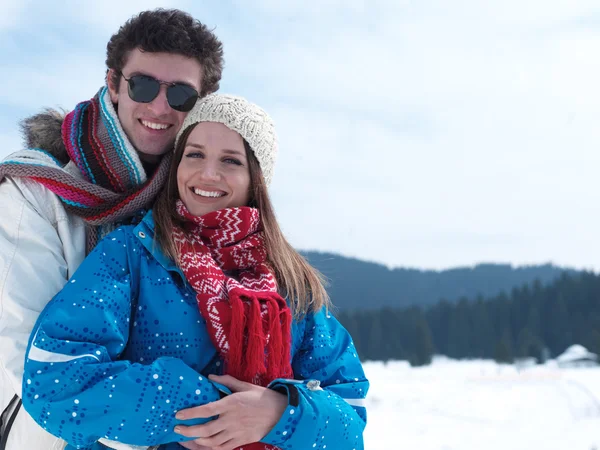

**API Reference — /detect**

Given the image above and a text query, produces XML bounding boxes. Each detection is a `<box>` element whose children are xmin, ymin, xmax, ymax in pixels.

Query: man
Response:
<box><xmin>0</xmin><ymin>9</ymin><xmax>223</xmax><ymax>449</ymax></box>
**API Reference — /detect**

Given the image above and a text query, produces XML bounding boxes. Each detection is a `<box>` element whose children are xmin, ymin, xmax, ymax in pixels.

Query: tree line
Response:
<box><xmin>303</xmin><ymin>251</ymin><xmax>571</xmax><ymax>310</ymax></box>
<box><xmin>335</xmin><ymin>272</ymin><xmax>600</xmax><ymax>366</ymax></box>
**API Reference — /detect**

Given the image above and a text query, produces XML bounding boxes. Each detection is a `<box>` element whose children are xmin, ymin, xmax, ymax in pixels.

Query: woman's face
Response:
<box><xmin>177</xmin><ymin>122</ymin><xmax>251</xmax><ymax>216</ymax></box>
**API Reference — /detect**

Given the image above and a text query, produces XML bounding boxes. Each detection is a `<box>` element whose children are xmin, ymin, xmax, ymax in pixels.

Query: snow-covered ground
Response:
<box><xmin>363</xmin><ymin>357</ymin><xmax>600</xmax><ymax>450</ymax></box>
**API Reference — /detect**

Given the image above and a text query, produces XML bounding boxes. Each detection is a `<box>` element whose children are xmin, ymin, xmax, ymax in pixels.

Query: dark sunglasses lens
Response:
<box><xmin>127</xmin><ymin>76</ymin><xmax>160</xmax><ymax>103</ymax></box>
<box><xmin>167</xmin><ymin>84</ymin><xmax>199</xmax><ymax>112</ymax></box>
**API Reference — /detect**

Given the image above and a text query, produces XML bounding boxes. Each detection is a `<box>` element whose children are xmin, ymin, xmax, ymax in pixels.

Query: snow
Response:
<box><xmin>363</xmin><ymin>357</ymin><xmax>600</xmax><ymax>450</ymax></box>
<box><xmin>557</xmin><ymin>345</ymin><xmax>598</xmax><ymax>363</ymax></box>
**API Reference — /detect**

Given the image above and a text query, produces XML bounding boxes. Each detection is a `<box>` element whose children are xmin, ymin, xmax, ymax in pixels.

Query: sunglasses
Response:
<box><xmin>119</xmin><ymin>72</ymin><xmax>199</xmax><ymax>112</ymax></box>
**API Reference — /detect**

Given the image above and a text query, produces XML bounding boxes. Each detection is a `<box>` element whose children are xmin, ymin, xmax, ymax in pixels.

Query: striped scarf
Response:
<box><xmin>0</xmin><ymin>87</ymin><xmax>170</xmax><ymax>251</ymax></box>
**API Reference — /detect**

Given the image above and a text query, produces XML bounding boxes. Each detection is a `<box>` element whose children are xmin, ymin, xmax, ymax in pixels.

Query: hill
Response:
<box><xmin>301</xmin><ymin>251</ymin><xmax>575</xmax><ymax>309</ymax></box>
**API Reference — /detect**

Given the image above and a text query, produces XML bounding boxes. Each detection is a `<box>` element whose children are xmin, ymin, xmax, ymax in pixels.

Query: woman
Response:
<box><xmin>21</xmin><ymin>94</ymin><xmax>368</xmax><ymax>450</ymax></box>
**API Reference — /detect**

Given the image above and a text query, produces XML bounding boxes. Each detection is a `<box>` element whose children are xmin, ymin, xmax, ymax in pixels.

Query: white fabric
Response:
<box><xmin>98</xmin><ymin>438</ymin><xmax>159</xmax><ymax>450</ymax></box>
<box><xmin>0</xmin><ymin>172</ymin><xmax>86</xmax><ymax>449</ymax></box>
<box><xmin>0</xmin><ymin>171</ymin><xmax>154</xmax><ymax>450</ymax></box>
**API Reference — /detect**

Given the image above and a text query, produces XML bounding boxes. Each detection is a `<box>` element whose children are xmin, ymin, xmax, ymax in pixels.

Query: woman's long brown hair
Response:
<box><xmin>153</xmin><ymin>123</ymin><xmax>330</xmax><ymax>316</ymax></box>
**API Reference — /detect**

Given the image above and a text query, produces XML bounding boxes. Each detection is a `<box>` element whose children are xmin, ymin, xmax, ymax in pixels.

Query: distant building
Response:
<box><xmin>556</xmin><ymin>344</ymin><xmax>598</xmax><ymax>368</ymax></box>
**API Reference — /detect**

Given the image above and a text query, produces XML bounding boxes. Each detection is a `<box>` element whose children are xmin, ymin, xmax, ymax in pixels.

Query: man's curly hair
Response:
<box><xmin>106</xmin><ymin>9</ymin><xmax>224</xmax><ymax>97</ymax></box>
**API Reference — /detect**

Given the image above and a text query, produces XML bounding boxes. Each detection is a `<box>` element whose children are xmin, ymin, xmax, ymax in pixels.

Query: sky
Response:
<box><xmin>1</xmin><ymin>0</ymin><xmax>600</xmax><ymax>271</ymax></box>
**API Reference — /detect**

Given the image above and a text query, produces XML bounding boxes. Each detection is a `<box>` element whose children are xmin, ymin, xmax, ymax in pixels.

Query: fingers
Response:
<box><xmin>175</xmin><ymin>375</ymin><xmax>254</xmax><ymax>421</ymax></box>
<box><xmin>194</xmin><ymin>435</ymin><xmax>240</xmax><ymax>450</ymax></box>
<box><xmin>191</xmin><ymin>431</ymin><xmax>231</xmax><ymax>448</ymax></box>
<box><xmin>175</xmin><ymin>418</ymin><xmax>226</xmax><ymax>439</ymax></box>
<box><xmin>213</xmin><ymin>438</ymin><xmax>248</xmax><ymax>450</ymax></box>
<box><xmin>178</xmin><ymin>441</ymin><xmax>212</xmax><ymax>450</ymax></box>
<box><xmin>176</xmin><ymin>396</ymin><xmax>231</xmax><ymax>420</ymax></box>
<box><xmin>209</xmin><ymin>374</ymin><xmax>254</xmax><ymax>392</ymax></box>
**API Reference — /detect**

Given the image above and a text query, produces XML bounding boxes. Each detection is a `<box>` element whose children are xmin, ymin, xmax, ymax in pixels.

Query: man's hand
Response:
<box><xmin>174</xmin><ymin>374</ymin><xmax>287</xmax><ymax>450</ymax></box>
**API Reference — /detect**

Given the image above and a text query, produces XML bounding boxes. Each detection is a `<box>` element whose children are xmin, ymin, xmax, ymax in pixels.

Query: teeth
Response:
<box><xmin>141</xmin><ymin>120</ymin><xmax>170</xmax><ymax>130</ymax></box>
<box><xmin>193</xmin><ymin>188</ymin><xmax>225</xmax><ymax>198</ymax></box>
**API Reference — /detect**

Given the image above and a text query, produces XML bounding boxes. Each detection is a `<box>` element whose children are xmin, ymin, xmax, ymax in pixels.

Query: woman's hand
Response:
<box><xmin>174</xmin><ymin>374</ymin><xmax>287</xmax><ymax>450</ymax></box>
<box><xmin>179</xmin><ymin>442</ymin><xmax>211</xmax><ymax>450</ymax></box>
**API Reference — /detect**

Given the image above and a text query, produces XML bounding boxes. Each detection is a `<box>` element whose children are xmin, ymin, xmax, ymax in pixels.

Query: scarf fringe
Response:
<box><xmin>245</xmin><ymin>296</ymin><xmax>267</xmax><ymax>381</ymax></box>
<box><xmin>226</xmin><ymin>289</ymin><xmax>292</xmax><ymax>384</ymax></box>
<box><xmin>227</xmin><ymin>293</ymin><xmax>246</xmax><ymax>379</ymax></box>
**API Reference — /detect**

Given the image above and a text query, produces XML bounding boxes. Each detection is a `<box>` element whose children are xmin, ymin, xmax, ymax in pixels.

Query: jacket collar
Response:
<box><xmin>133</xmin><ymin>210</ymin><xmax>182</xmax><ymax>275</ymax></box>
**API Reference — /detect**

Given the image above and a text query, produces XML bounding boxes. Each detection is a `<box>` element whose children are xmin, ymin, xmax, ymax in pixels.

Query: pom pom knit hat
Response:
<box><xmin>175</xmin><ymin>94</ymin><xmax>278</xmax><ymax>186</ymax></box>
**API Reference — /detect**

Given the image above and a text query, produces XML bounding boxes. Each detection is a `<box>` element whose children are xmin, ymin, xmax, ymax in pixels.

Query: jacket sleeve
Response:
<box><xmin>0</xmin><ymin>177</ymin><xmax>84</xmax><ymax>399</ymax></box>
<box><xmin>261</xmin><ymin>309</ymin><xmax>369</xmax><ymax>450</ymax></box>
<box><xmin>21</xmin><ymin>227</ymin><xmax>228</xmax><ymax>449</ymax></box>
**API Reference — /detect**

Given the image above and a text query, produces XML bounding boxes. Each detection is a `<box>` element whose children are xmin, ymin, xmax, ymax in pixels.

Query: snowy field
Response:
<box><xmin>363</xmin><ymin>357</ymin><xmax>600</xmax><ymax>450</ymax></box>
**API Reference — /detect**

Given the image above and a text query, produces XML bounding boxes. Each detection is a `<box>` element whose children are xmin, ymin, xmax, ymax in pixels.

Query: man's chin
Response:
<box><xmin>136</xmin><ymin>149</ymin><xmax>167</xmax><ymax>165</ymax></box>
<box><xmin>133</xmin><ymin>141</ymin><xmax>174</xmax><ymax>164</ymax></box>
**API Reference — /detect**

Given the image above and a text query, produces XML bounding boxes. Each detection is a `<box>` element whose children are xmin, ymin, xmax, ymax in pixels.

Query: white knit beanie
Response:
<box><xmin>175</xmin><ymin>93</ymin><xmax>278</xmax><ymax>186</ymax></box>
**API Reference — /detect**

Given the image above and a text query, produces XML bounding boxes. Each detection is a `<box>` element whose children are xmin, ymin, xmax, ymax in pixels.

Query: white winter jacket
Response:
<box><xmin>0</xmin><ymin>152</ymin><xmax>154</xmax><ymax>450</ymax></box>
<box><xmin>0</xmin><ymin>166</ymin><xmax>86</xmax><ymax>449</ymax></box>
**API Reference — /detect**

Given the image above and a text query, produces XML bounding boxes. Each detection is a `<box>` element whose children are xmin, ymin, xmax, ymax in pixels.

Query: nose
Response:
<box><xmin>198</xmin><ymin>161</ymin><xmax>221</xmax><ymax>182</ymax></box>
<box><xmin>147</xmin><ymin>85</ymin><xmax>171</xmax><ymax>116</ymax></box>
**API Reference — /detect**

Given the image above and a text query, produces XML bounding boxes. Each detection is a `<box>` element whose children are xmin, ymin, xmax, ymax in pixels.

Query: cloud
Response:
<box><xmin>2</xmin><ymin>0</ymin><xmax>600</xmax><ymax>270</ymax></box>
<box><xmin>0</xmin><ymin>0</ymin><xmax>31</xmax><ymax>31</ymax></box>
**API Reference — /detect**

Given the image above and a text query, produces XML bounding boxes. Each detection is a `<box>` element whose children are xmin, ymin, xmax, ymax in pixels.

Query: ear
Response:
<box><xmin>106</xmin><ymin>69</ymin><xmax>119</xmax><ymax>103</ymax></box>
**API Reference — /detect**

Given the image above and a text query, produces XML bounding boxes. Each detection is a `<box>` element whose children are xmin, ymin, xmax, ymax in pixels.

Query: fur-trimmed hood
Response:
<box><xmin>20</xmin><ymin>108</ymin><xmax>69</xmax><ymax>164</ymax></box>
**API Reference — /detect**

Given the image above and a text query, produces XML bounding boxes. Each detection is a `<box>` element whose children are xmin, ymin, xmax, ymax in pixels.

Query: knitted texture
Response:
<box><xmin>173</xmin><ymin>201</ymin><xmax>293</xmax><ymax>385</ymax></box>
<box><xmin>0</xmin><ymin>87</ymin><xmax>170</xmax><ymax>251</ymax></box>
<box><xmin>175</xmin><ymin>94</ymin><xmax>278</xmax><ymax>186</ymax></box>
<box><xmin>173</xmin><ymin>202</ymin><xmax>291</xmax><ymax>450</ymax></box>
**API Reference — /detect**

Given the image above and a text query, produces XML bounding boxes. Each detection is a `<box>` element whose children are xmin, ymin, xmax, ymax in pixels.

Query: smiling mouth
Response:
<box><xmin>140</xmin><ymin>119</ymin><xmax>172</xmax><ymax>131</ymax></box>
<box><xmin>192</xmin><ymin>187</ymin><xmax>226</xmax><ymax>198</ymax></box>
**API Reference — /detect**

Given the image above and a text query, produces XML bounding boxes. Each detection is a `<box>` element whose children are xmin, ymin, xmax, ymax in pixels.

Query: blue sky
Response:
<box><xmin>2</xmin><ymin>0</ymin><xmax>600</xmax><ymax>271</ymax></box>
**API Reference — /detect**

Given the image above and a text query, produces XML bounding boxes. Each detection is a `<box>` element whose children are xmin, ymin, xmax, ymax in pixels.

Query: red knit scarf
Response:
<box><xmin>174</xmin><ymin>203</ymin><xmax>292</xmax><ymax>449</ymax></box>
<box><xmin>173</xmin><ymin>201</ymin><xmax>293</xmax><ymax>387</ymax></box>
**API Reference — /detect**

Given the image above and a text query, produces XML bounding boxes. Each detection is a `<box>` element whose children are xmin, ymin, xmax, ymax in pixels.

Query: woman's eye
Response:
<box><xmin>224</xmin><ymin>158</ymin><xmax>243</xmax><ymax>166</ymax></box>
<box><xmin>186</xmin><ymin>152</ymin><xmax>204</xmax><ymax>159</ymax></box>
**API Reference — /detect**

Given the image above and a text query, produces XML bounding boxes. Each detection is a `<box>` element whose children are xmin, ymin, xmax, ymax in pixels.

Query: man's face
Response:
<box><xmin>107</xmin><ymin>48</ymin><xmax>203</xmax><ymax>163</ymax></box>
